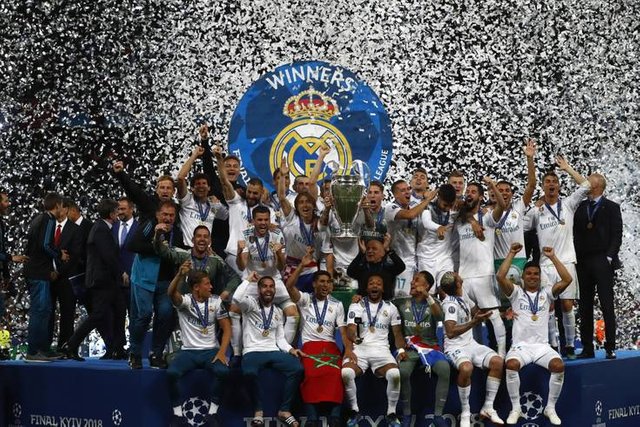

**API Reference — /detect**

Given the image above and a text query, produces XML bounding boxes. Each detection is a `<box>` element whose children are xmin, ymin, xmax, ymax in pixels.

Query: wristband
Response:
<box><xmin>427</xmin><ymin>296</ymin><xmax>435</xmax><ymax>305</ymax></box>
<box><xmin>397</xmin><ymin>348</ymin><xmax>405</xmax><ymax>354</ymax></box>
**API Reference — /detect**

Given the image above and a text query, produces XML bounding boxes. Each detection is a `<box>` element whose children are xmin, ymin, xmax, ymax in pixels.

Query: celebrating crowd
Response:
<box><xmin>0</xmin><ymin>128</ymin><xmax>623</xmax><ymax>427</ymax></box>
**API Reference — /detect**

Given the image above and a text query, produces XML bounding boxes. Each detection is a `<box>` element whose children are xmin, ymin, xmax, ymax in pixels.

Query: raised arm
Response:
<box><xmin>496</xmin><ymin>242</ymin><xmax>521</xmax><ymax>297</ymax></box>
<box><xmin>168</xmin><ymin>260</ymin><xmax>191</xmax><ymax>306</ymax></box>
<box><xmin>307</xmin><ymin>144</ymin><xmax>331</xmax><ymax>200</ymax></box>
<box><xmin>556</xmin><ymin>155</ymin><xmax>586</xmax><ymax>185</ymax></box>
<box><xmin>277</xmin><ymin>157</ymin><xmax>293</xmax><ymax>218</ymax></box>
<box><xmin>444</xmin><ymin>310</ymin><xmax>492</xmax><ymax>339</ymax></box>
<box><xmin>484</xmin><ymin>176</ymin><xmax>506</xmax><ymax>222</ymax></box>
<box><xmin>215</xmin><ymin>146</ymin><xmax>236</xmax><ymax>201</ymax></box>
<box><xmin>393</xmin><ymin>189</ymin><xmax>437</xmax><ymax>220</ymax></box>
<box><xmin>545</xmin><ymin>246</ymin><xmax>573</xmax><ymax>297</ymax></box>
<box><xmin>522</xmin><ymin>138</ymin><xmax>537</xmax><ymax>206</ymax></box>
<box><xmin>199</xmin><ymin>124</ymin><xmax>224</xmax><ymax>199</ymax></box>
<box><xmin>177</xmin><ymin>146</ymin><xmax>205</xmax><ymax>199</ymax></box>
<box><xmin>285</xmin><ymin>248</ymin><xmax>314</xmax><ymax>303</ymax></box>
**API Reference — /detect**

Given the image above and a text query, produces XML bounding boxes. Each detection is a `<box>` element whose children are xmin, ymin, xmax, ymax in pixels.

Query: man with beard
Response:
<box><xmin>525</xmin><ymin>155</ymin><xmax>590</xmax><ymax>359</ymax></box>
<box><xmin>416</xmin><ymin>184</ymin><xmax>458</xmax><ymax>294</ymax></box>
<box><xmin>285</xmin><ymin>250</ymin><xmax>348</xmax><ymax>427</ymax></box>
<box><xmin>112</xmin><ymin>160</ymin><xmax>177</xmax><ymax>223</ymax></box>
<box><xmin>383</xmin><ymin>180</ymin><xmax>435</xmax><ymax>296</ymax></box>
<box><xmin>342</xmin><ymin>273</ymin><xmax>405</xmax><ymax>427</ymax></box>
<box><xmin>127</xmin><ymin>201</ymin><xmax>186</xmax><ymax>369</ymax></box>
<box><xmin>176</xmin><ymin>146</ymin><xmax>229</xmax><ymax>247</ymax></box>
<box><xmin>239</xmin><ymin>275</ymin><xmax>305</xmax><ymax>427</ymax></box>
<box><xmin>167</xmin><ymin>260</ymin><xmax>231</xmax><ymax>427</ymax></box>
<box><xmin>453</xmin><ymin>177</ymin><xmax>507</xmax><ymax>356</ymax></box>
<box><xmin>441</xmin><ymin>272</ymin><xmax>504</xmax><ymax>427</ymax></box>
<box><xmin>497</xmin><ymin>243</ymin><xmax>571</xmax><ymax>426</ymax></box>
<box><xmin>393</xmin><ymin>271</ymin><xmax>449</xmax><ymax>427</ymax></box>
<box><xmin>230</xmin><ymin>206</ymin><xmax>298</xmax><ymax>356</ymax></box>
<box><xmin>214</xmin><ymin>146</ymin><xmax>275</xmax><ymax>275</ymax></box>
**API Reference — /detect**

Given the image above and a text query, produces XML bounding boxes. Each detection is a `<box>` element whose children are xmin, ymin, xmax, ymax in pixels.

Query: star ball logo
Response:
<box><xmin>229</xmin><ymin>61</ymin><xmax>393</xmax><ymax>192</ymax></box>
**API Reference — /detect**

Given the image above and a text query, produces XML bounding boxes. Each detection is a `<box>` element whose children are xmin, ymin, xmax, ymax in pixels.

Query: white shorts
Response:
<box><xmin>506</xmin><ymin>342</ymin><xmax>561</xmax><ymax>369</ymax></box>
<box><xmin>445</xmin><ymin>341</ymin><xmax>498</xmax><ymax>369</ymax></box>
<box><xmin>346</xmin><ymin>344</ymin><xmax>397</xmax><ymax>375</ymax></box>
<box><xmin>463</xmin><ymin>275</ymin><xmax>500</xmax><ymax>309</ymax></box>
<box><xmin>541</xmin><ymin>262</ymin><xmax>578</xmax><ymax>300</ymax></box>
<box><xmin>417</xmin><ymin>257</ymin><xmax>454</xmax><ymax>295</ymax></box>
<box><xmin>231</xmin><ymin>279</ymin><xmax>295</xmax><ymax>309</ymax></box>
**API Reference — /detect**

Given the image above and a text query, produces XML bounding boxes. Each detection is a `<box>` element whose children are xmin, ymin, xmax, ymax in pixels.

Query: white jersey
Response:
<box><xmin>442</xmin><ymin>294</ymin><xmax>476</xmax><ymax>349</ymax></box>
<box><xmin>347</xmin><ymin>299</ymin><xmax>401</xmax><ymax>348</ymax></box>
<box><xmin>508</xmin><ymin>286</ymin><xmax>555</xmax><ymax>345</ymax></box>
<box><xmin>282</xmin><ymin>210</ymin><xmax>322</xmax><ymax>275</ymax></box>
<box><xmin>176</xmin><ymin>294</ymin><xmax>228</xmax><ymax>350</ymax></box>
<box><xmin>323</xmin><ymin>210</ymin><xmax>361</xmax><ymax>270</ymax></box>
<box><xmin>385</xmin><ymin>200</ymin><xmax>420</xmax><ymax>267</ymax></box>
<box><xmin>297</xmin><ymin>292</ymin><xmax>346</xmax><ymax>344</ymax></box>
<box><xmin>240</xmin><ymin>227</ymin><xmax>285</xmax><ymax>279</ymax></box>
<box><xmin>417</xmin><ymin>203</ymin><xmax>457</xmax><ymax>266</ymax></box>
<box><xmin>492</xmin><ymin>199</ymin><xmax>527</xmax><ymax>260</ymax></box>
<box><xmin>226</xmin><ymin>193</ymin><xmax>276</xmax><ymax>256</ymax></box>
<box><xmin>178</xmin><ymin>193</ymin><xmax>229</xmax><ymax>247</ymax></box>
<box><xmin>526</xmin><ymin>182</ymin><xmax>590</xmax><ymax>265</ymax></box>
<box><xmin>238</xmin><ymin>296</ymin><xmax>291</xmax><ymax>355</ymax></box>
<box><xmin>455</xmin><ymin>210</ymin><xmax>498</xmax><ymax>278</ymax></box>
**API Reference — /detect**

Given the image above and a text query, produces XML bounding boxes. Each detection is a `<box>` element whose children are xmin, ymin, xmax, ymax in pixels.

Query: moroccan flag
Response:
<box><xmin>300</xmin><ymin>341</ymin><xmax>343</xmax><ymax>404</ymax></box>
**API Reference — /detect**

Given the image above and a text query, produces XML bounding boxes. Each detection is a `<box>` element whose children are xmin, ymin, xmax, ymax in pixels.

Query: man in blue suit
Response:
<box><xmin>108</xmin><ymin>197</ymin><xmax>138</xmax><ymax>359</ymax></box>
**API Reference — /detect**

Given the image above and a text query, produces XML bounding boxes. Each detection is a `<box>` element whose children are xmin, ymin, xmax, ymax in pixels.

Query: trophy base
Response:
<box><xmin>333</xmin><ymin>228</ymin><xmax>359</xmax><ymax>240</ymax></box>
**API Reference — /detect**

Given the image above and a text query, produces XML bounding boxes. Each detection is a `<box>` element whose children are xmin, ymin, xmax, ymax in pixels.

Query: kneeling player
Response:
<box><xmin>497</xmin><ymin>243</ymin><xmax>571</xmax><ymax>425</ymax></box>
<box><xmin>441</xmin><ymin>272</ymin><xmax>504</xmax><ymax>427</ymax></box>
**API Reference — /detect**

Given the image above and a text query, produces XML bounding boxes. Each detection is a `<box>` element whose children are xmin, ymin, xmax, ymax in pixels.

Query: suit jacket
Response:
<box><xmin>85</xmin><ymin>220</ymin><xmax>121</xmax><ymax>289</ymax></box>
<box><xmin>112</xmin><ymin>219</ymin><xmax>139</xmax><ymax>276</ymax></box>
<box><xmin>24</xmin><ymin>212</ymin><xmax>60</xmax><ymax>280</ymax></box>
<box><xmin>54</xmin><ymin>221</ymin><xmax>83</xmax><ymax>279</ymax></box>
<box><xmin>573</xmin><ymin>196</ymin><xmax>623</xmax><ymax>270</ymax></box>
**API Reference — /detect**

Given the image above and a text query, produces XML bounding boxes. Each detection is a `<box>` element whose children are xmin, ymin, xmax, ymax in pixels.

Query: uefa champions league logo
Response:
<box><xmin>182</xmin><ymin>397</ymin><xmax>210</xmax><ymax>426</ymax></box>
<box><xmin>520</xmin><ymin>391</ymin><xmax>545</xmax><ymax>420</ymax></box>
<box><xmin>111</xmin><ymin>409</ymin><xmax>123</xmax><ymax>426</ymax></box>
<box><xmin>12</xmin><ymin>403</ymin><xmax>22</xmax><ymax>419</ymax></box>
<box><xmin>595</xmin><ymin>400</ymin><xmax>603</xmax><ymax>417</ymax></box>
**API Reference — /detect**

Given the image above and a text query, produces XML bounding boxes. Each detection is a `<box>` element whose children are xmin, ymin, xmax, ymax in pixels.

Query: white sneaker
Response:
<box><xmin>544</xmin><ymin>406</ymin><xmax>562</xmax><ymax>425</ymax></box>
<box><xmin>459</xmin><ymin>413</ymin><xmax>471</xmax><ymax>427</ymax></box>
<box><xmin>506</xmin><ymin>409</ymin><xmax>523</xmax><ymax>424</ymax></box>
<box><xmin>480</xmin><ymin>407</ymin><xmax>505</xmax><ymax>425</ymax></box>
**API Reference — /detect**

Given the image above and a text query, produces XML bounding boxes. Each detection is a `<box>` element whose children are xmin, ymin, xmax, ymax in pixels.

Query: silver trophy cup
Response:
<box><xmin>330</xmin><ymin>163</ymin><xmax>368</xmax><ymax>238</ymax></box>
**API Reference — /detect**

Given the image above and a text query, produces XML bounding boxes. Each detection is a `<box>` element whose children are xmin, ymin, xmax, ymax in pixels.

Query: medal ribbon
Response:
<box><xmin>190</xmin><ymin>295</ymin><xmax>209</xmax><ymax>330</ymax></box>
<box><xmin>524</xmin><ymin>289</ymin><xmax>541</xmax><ymax>316</ymax></box>
<box><xmin>259</xmin><ymin>301</ymin><xmax>275</xmax><ymax>332</ymax></box>
<box><xmin>254</xmin><ymin>231</ymin><xmax>270</xmax><ymax>263</ymax></box>
<box><xmin>364</xmin><ymin>297</ymin><xmax>384</xmax><ymax>330</ymax></box>
<box><xmin>196</xmin><ymin>200</ymin><xmax>211</xmax><ymax>222</ymax></box>
<box><xmin>587</xmin><ymin>198</ymin><xmax>602</xmax><ymax>224</ymax></box>
<box><xmin>545</xmin><ymin>199</ymin><xmax>563</xmax><ymax>224</ymax></box>
<box><xmin>454</xmin><ymin>297</ymin><xmax>470</xmax><ymax>319</ymax></box>
<box><xmin>312</xmin><ymin>296</ymin><xmax>329</xmax><ymax>330</ymax></box>
<box><xmin>376</xmin><ymin>207</ymin><xmax>385</xmax><ymax>226</ymax></box>
<box><xmin>191</xmin><ymin>254</ymin><xmax>208</xmax><ymax>271</ymax></box>
<box><xmin>411</xmin><ymin>300</ymin><xmax>428</xmax><ymax>327</ymax></box>
<box><xmin>477</xmin><ymin>208</ymin><xmax>484</xmax><ymax>227</ymax></box>
<box><xmin>495</xmin><ymin>207</ymin><xmax>512</xmax><ymax>233</ymax></box>
<box><xmin>299</xmin><ymin>217</ymin><xmax>315</xmax><ymax>246</ymax></box>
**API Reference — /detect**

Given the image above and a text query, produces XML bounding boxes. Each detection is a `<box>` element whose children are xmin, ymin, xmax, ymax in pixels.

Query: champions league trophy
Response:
<box><xmin>329</xmin><ymin>160</ymin><xmax>370</xmax><ymax>239</ymax></box>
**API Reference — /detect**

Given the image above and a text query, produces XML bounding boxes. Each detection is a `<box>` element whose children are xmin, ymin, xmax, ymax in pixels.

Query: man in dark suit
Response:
<box><xmin>67</xmin><ymin>201</ymin><xmax>93</xmax><ymax>303</ymax></box>
<box><xmin>574</xmin><ymin>173</ymin><xmax>623</xmax><ymax>359</ymax></box>
<box><xmin>108</xmin><ymin>196</ymin><xmax>138</xmax><ymax>359</ymax></box>
<box><xmin>0</xmin><ymin>190</ymin><xmax>28</xmax><ymax>322</ymax></box>
<box><xmin>62</xmin><ymin>199</ymin><xmax>125</xmax><ymax>361</ymax></box>
<box><xmin>47</xmin><ymin>198</ymin><xmax>83</xmax><ymax>353</ymax></box>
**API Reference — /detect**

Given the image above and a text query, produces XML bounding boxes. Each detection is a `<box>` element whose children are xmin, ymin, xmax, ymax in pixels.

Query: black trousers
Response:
<box><xmin>48</xmin><ymin>277</ymin><xmax>77</xmax><ymax>349</ymax></box>
<box><xmin>68</xmin><ymin>285</ymin><xmax>126</xmax><ymax>352</ymax></box>
<box><xmin>577</xmin><ymin>253</ymin><xmax>616</xmax><ymax>352</ymax></box>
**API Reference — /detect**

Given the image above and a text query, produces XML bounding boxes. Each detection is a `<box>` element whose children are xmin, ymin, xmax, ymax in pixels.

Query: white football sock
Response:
<box><xmin>458</xmin><ymin>385</ymin><xmax>471</xmax><ymax>415</ymax></box>
<box><xmin>385</xmin><ymin>368</ymin><xmax>401</xmax><ymax>415</ymax></box>
<box><xmin>341</xmin><ymin>367</ymin><xmax>359</xmax><ymax>412</ymax></box>
<box><xmin>548</xmin><ymin>372</ymin><xmax>564</xmax><ymax>408</ymax></box>
<box><xmin>506</xmin><ymin>369</ymin><xmax>521</xmax><ymax>410</ymax></box>
<box><xmin>484</xmin><ymin>376</ymin><xmax>501</xmax><ymax>407</ymax></box>
<box><xmin>562</xmin><ymin>310</ymin><xmax>576</xmax><ymax>347</ymax></box>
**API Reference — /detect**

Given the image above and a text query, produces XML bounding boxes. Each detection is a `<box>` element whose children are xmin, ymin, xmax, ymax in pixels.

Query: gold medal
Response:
<box><xmin>559</xmin><ymin>220</ymin><xmax>565</xmax><ymax>226</ymax></box>
<box><xmin>587</xmin><ymin>222</ymin><xmax>593</xmax><ymax>229</ymax></box>
<box><xmin>495</xmin><ymin>229</ymin><xmax>502</xmax><ymax>236</ymax></box>
<box><xmin>201</xmin><ymin>327</ymin><xmax>208</xmax><ymax>334</ymax></box>
<box><xmin>261</xmin><ymin>261</ymin><xmax>267</xmax><ymax>268</ymax></box>
<box><xmin>368</xmin><ymin>326</ymin><xmax>375</xmax><ymax>333</ymax></box>
<box><xmin>531</xmin><ymin>314</ymin><xmax>539</xmax><ymax>321</ymax></box>
<box><xmin>262</xmin><ymin>329</ymin><xmax>270</xmax><ymax>337</ymax></box>
<box><xmin>317</xmin><ymin>325</ymin><xmax>324</xmax><ymax>333</ymax></box>
<box><xmin>437</xmin><ymin>234</ymin><xmax>444</xmax><ymax>241</ymax></box>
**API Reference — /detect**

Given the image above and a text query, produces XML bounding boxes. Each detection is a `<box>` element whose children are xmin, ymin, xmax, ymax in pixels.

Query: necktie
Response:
<box><xmin>120</xmin><ymin>222</ymin><xmax>129</xmax><ymax>247</ymax></box>
<box><xmin>54</xmin><ymin>224</ymin><xmax>62</xmax><ymax>247</ymax></box>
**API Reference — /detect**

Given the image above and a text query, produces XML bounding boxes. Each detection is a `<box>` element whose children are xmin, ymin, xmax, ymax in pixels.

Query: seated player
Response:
<box><xmin>497</xmin><ymin>243</ymin><xmax>571</xmax><ymax>426</ymax></box>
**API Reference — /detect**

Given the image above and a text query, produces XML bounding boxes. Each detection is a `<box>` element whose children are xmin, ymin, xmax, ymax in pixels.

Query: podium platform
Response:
<box><xmin>1</xmin><ymin>350</ymin><xmax>639</xmax><ymax>426</ymax></box>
